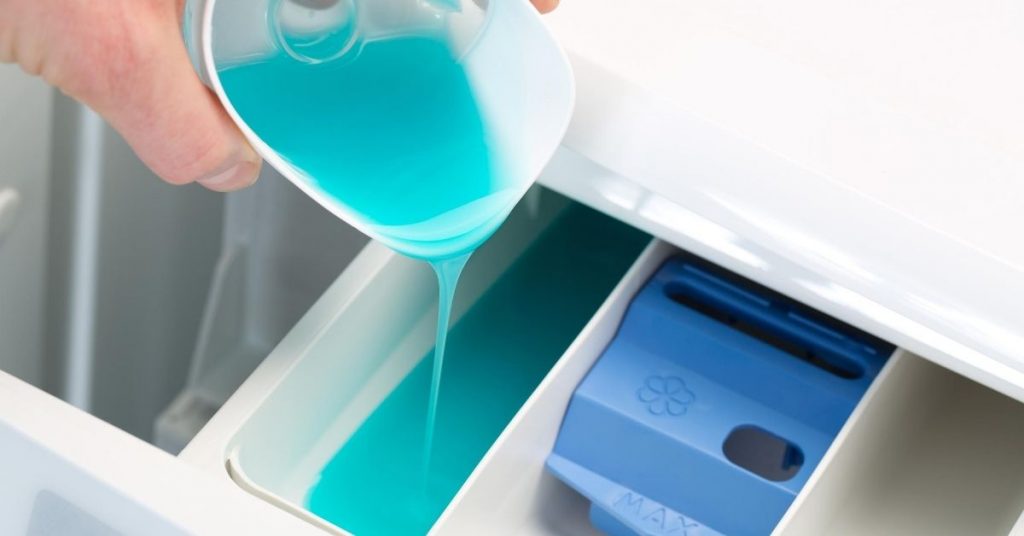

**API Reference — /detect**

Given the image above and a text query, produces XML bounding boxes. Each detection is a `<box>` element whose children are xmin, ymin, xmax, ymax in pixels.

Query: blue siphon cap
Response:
<box><xmin>546</xmin><ymin>255</ymin><xmax>893</xmax><ymax>535</ymax></box>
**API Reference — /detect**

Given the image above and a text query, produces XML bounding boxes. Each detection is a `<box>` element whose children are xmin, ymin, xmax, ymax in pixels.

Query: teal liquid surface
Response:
<box><xmin>306</xmin><ymin>204</ymin><xmax>650</xmax><ymax>535</ymax></box>
<box><xmin>217</xmin><ymin>36</ymin><xmax>513</xmax><ymax>261</ymax></box>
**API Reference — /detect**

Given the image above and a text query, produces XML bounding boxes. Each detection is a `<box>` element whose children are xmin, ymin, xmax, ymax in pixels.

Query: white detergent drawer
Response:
<box><xmin>0</xmin><ymin>370</ymin><xmax>330</xmax><ymax>536</ymax></box>
<box><xmin>180</xmin><ymin>189</ymin><xmax>1024</xmax><ymax>536</ymax></box>
<box><xmin>180</xmin><ymin>190</ymin><xmax>655</xmax><ymax>535</ymax></box>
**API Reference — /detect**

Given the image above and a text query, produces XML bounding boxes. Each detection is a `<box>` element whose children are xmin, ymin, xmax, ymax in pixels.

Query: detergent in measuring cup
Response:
<box><xmin>183</xmin><ymin>0</ymin><xmax>574</xmax><ymax>261</ymax></box>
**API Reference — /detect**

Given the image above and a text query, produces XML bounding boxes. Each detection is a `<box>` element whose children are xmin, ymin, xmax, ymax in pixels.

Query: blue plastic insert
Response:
<box><xmin>546</xmin><ymin>255</ymin><xmax>893</xmax><ymax>536</ymax></box>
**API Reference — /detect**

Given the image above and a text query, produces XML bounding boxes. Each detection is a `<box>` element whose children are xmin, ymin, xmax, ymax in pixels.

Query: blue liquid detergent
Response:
<box><xmin>218</xmin><ymin>35</ymin><xmax>513</xmax><ymax>474</ymax></box>
<box><xmin>217</xmin><ymin>36</ymin><xmax>513</xmax><ymax>261</ymax></box>
<box><xmin>424</xmin><ymin>254</ymin><xmax>469</xmax><ymax>466</ymax></box>
<box><xmin>306</xmin><ymin>204</ymin><xmax>650</xmax><ymax>535</ymax></box>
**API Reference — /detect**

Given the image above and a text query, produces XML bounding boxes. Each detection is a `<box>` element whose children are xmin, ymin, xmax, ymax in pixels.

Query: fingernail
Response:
<box><xmin>197</xmin><ymin>159</ymin><xmax>261</xmax><ymax>192</ymax></box>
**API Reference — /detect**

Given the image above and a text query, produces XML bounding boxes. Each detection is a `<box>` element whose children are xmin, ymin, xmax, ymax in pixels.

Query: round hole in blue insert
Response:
<box><xmin>722</xmin><ymin>425</ymin><xmax>805</xmax><ymax>482</ymax></box>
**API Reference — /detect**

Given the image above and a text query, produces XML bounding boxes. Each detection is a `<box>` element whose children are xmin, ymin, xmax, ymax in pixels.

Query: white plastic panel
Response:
<box><xmin>0</xmin><ymin>371</ymin><xmax>331</xmax><ymax>536</ymax></box>
<box><xmin>539</xmin><ymin>0</ymin><xmax>1024</xmax><ymax>406</ymax></box>
<box><xmin>776</xmin><ymin>352</ymin><xmax>1024</xmax><ymax>536</ymax></box>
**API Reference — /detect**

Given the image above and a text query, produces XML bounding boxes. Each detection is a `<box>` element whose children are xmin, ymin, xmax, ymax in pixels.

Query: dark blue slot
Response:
<box><xmin>663</xmin><ymin>259</ymin><xmax>885</xmax><ymax>380</ymax></box>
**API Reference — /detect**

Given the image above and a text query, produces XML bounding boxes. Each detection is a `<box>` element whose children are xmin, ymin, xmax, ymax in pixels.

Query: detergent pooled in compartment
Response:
<box><xmin>305</xmin><ymin>205</ymin><xmax>650</xmax><ymax>535</ymax></box>
<box><xmin>218</xmin><ymin>33</ymin><xmax>516</xmax><ymax>480</ymax></box>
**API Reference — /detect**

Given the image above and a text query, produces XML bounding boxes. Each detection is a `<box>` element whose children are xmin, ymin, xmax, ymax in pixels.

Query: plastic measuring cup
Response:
<box><xmin>182</xmin><ymin>0</ymin><xmax>574</xmax><ymax>261</ymax></box>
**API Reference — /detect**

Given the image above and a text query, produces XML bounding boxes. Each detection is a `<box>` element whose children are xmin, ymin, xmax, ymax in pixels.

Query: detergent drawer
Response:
<box><xmin>180</xmin><ymin>187</ymin><xmax>1024</xmax><ymax>536</ymax></box>
<box><xmin>179</xmin><ymin>188</ymin><xmax>654</xmax><ymax>534</ymax></box>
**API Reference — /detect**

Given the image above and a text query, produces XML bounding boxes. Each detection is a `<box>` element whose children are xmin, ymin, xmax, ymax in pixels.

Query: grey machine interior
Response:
<box><xmin>0</xmin><ymin>72</ymin><xmax>368</xmax><ymax>453</ymax></box>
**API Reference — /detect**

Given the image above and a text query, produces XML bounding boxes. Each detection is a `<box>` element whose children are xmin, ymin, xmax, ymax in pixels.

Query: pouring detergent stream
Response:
<box><xmin>184</xmin><ymin>0</ymin><xmax>572</xmax><ymax>529</ymax></box>
<box><xmin>190</xmin><ymin>0</ymin><xmax>570</xmax><ymax>490</ymax></box>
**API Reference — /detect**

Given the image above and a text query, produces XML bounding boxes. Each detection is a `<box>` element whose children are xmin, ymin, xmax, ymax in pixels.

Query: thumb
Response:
<box><xmin>77</xmin><ymin>6</ymin><xmax>261</xmax><ymax>192</ymax></box>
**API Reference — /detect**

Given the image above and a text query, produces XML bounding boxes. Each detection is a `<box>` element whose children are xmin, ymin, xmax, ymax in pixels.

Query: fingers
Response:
<box><xmin>63</xmin><ymin>2</ymin><xmax>262</xmax><ymax>191</ymax></box>
<box><xmin>10</xmin><ymin>0</ymin><xmax>559</xmax><ymax>193</ymax></box>
<box><xmin>531</xmin><ymin>0</ymin><xmax>560</xmax><ymax>13</ymax></box>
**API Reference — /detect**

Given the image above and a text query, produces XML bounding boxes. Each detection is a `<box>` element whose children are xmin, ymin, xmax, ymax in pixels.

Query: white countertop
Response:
<box><xmin>540</xmin><ymin>0</ymin><xmax>1024</xmax><ymax>399</ymax></box>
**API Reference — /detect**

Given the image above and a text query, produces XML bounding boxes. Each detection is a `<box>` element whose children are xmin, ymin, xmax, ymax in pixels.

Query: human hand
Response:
<box><xmin>0</xmin><ymin>0</ymin><xmax>558</xmax><ymax>192</ymax></box>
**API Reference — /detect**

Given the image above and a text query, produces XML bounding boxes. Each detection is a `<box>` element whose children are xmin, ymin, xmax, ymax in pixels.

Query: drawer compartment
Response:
<box><xmin>776</xmin><ymin>352</ymin><xmax>1024</xmax><ymax>536</ymax></box>
<box><xmin>181</xmin><ymin>189</ymin><xmax>652</xmax><ymax>534</ymax></box>
<box><xmin>189</xmin><ymin>186</ymin><xmax>1018</xmax><ymax>536</ymax></box>
<box><xmin>435</xmin><ymin>245</ymin><xmax>895</xmax><ymax>536</ymax></box>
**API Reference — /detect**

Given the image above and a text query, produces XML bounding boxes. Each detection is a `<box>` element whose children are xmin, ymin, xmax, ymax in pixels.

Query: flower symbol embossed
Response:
<box><xmin>637</xmin><ymin>375</ymin><xmax>695</xmax><ymax>416</ymax></box>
